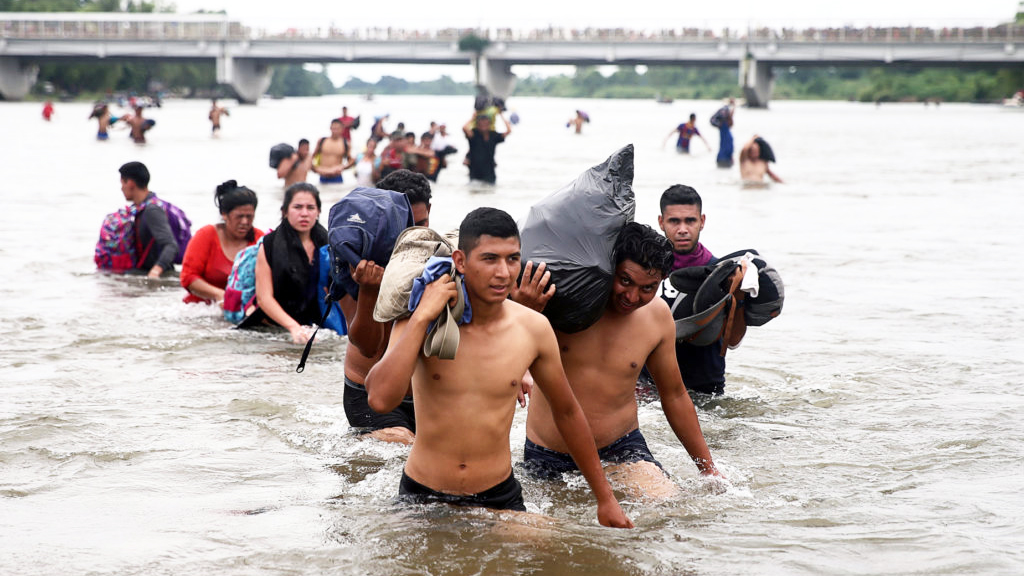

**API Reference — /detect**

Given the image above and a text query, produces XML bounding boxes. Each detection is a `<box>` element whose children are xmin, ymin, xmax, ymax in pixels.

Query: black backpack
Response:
<box><xmin>667</xmin><ymin>249</ymin><xmax>784</xmax><ymax>354</ymax></box>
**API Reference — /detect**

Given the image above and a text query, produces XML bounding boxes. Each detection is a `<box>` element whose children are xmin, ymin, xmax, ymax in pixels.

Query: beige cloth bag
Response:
<box><xmin>372</xmin><ymin>227</ymin><xmax>455</xmax><ymax>323</ymax></box>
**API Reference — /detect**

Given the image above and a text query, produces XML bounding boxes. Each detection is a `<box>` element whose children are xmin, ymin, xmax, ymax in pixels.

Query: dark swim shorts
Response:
<box><xmin>343</xmin><ymin>376</ymin><xmax>415</xmax><ymax>433</ymax></box>
<box><xmin>319</xmin><ymin>174</ymin><xmax>344</xmax><ymax>184</ymax></box>
<box><xmin>399</xmin><ymin>470</ymin><xmax>527</xmax><ymax>512</ymax></box>
<box><xmin>522</xmin><ymin>428</ymin><xmax>666</xmax><ymax>480</ymax></box>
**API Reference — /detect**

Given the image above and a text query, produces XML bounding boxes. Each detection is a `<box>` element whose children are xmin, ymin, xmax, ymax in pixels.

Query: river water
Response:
<box><xmin>1</xmin><ymin>94</ymin><xmax>1022</xmax><ymax>575</ymax></box>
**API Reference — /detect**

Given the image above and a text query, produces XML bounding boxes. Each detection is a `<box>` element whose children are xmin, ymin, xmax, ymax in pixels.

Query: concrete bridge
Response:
<box><xmin>2</xmin><ymin>12</ymin><xmax>1023</xmax><ymax>105</ymax></box>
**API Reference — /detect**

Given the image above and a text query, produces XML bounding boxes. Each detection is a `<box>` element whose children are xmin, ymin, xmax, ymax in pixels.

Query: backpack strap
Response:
<box><xmin>133</xmin><ymin>202</ymin><xmax>154</xmax><ymax>269</ymax></box>
<box><xmin>296</xmin><ymin>280</ymin><xmax>337</xmax><ymax>373</ymax></box>
<box><xmin>719</xmin><ymin>261</ymin><xmax>748</xmax><ymax>357</ymax></box>
<box><xmin>422</xmin><ymin>271</ymin><xmax>465</xmax><ymax>360</ymax></box>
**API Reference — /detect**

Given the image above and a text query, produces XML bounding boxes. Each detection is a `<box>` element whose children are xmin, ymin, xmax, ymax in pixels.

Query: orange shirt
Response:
<box><xmin>180</xmin><ymin>224</ymin><xmax>264</xmax><ymax>303</ymax></box>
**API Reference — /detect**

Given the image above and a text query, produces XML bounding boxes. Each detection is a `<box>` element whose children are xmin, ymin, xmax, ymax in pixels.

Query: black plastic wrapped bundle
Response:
<box><xmin>519</xmin><ymin>144</ymin><xmax>635</xmax><ymax>333</ymax></box>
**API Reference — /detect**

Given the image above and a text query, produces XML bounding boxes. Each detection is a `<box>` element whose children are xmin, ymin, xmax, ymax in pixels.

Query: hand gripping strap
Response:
<box><xmin>422</xmin><ymin>272</ymin><xmax>465</xmax><ymax>360</ymax></box>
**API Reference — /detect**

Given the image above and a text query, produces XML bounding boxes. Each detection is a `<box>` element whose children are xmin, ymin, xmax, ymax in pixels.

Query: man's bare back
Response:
<box><xmin>740</xmin><ymin>136</ymin><xmax>783</xmax><ymax>185</ymax></box>
<box><xmin>127</xmin><ymin>107</ymin><xmax>149</xmax><ymax>143</ymax></box>
<box><xmin>279</xmin><ymin>154</ymin><xmax>312</xmax><ymax>187</ymax></box>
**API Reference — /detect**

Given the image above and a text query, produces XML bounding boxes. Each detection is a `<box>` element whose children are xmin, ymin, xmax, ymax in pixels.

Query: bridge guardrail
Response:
<box><xmin>1</xmin><ymin>14</ymin><xmax>1021</xmax><ymax>45</ymax></box>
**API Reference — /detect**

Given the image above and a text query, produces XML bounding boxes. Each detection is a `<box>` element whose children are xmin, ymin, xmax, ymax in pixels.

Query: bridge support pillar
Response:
<box><xmin>740</xmin><ymin>55</ymin><xmax>773</xmax><ymax>108</ymax></box>
<box><xmin>474</xmin><ymin>55</ymin><xmax>516</xmax><ymax>100</ymax></box>
<box><xmin>0</xmin><ymin>57</ymin><xmax>39</xmax><ymax>101</ymax></box>
<box><xmin>217</xmin><ymin>56</ymin><xmax>271</xmax><ymax>104</ymax></box>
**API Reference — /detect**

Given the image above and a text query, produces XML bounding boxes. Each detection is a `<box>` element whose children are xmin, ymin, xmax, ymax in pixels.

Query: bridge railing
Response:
<box><xmin>747</xmin><ymin>25</ymin><xmax>1021</xmax><ymax>43</ymax></box>
<box><xmin>0</xmin><ymin>14</ymin><xmax>248</xmax><ymax>41</ymax></box>
<box><xmin>250</xmin><ymin>24</ymin><xmax>1023</xmax><ymax>44</ymax></box>
<box><xmin>1</xmin><ymin>13</ymin><xmax>1021</xmax><ymax>45</ymax></box>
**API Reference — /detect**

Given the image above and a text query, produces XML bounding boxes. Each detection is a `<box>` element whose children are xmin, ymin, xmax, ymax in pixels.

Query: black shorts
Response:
<box><xmin>522</xmin><ymin>428</ymin><xmax>665</xmax><ymax>480</ymax></box>
<box><xmin>399</xmin><ymin>470</ymin><xmax>526</xmax><ymax>512</ymax></box>
<box><xmin>343</xmin><ymin>376</ymin><xmax>415</xmax><ymax>433</ymax></box>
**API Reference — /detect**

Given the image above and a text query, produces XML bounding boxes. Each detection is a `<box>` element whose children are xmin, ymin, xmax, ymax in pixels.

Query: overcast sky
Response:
<box><xmin>168</xmin><ymin>0</ymin><xmax>1022</xmax><ymax>82</ymax></box>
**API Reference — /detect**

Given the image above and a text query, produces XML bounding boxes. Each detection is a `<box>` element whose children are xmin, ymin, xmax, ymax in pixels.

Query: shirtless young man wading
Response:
<box><xmin>364</xmin><ymin>208</ymin><xmax>633</xmax><ymax>527</ymax></box>
<box><xmin>314</xmin><ymin>119</ymin><xmax>355</xmax><ymax>185</ymax></box>
<box><xmin>524</xmin><ymin>223</ymin><xmax>722</xmax><ymax>499</ymax></box>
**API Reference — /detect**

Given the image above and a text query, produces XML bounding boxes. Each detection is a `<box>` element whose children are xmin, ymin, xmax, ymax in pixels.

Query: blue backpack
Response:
<box><xmin>296</xmin><ymin>188</ymin><xmax>411</xmax><ymax>373</ymax></box>
<box><xmin>325</xmin><ymin>186</ymin><xmax>414</xmax><ymax>302</ymax></box>
<box><xmin>138</xmin><ymin>195</ymin><xmax>192</xmax><ymax>265</ymax></box>
<box><xmin>316</xmin><ymin>245</ymin><xmax>348</xmax><ymax>335</ymax></box>
<box><xmin>223</xmin><ymin>238</ymin><xmax>263</xmax><ymax>325</ymax></box>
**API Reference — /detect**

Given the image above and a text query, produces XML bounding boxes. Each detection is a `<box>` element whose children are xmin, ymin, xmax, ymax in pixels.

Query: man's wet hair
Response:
<box><xmin>659</xmin><ymin>184</ymin><xmax>702</xmax><ymax>214</ymax></box>
<box><xmin>458</xmin><ymin>207</ymin><xmax>519</xmax><ymax>253</ymax></box>
<box><xmin>119</xmin><ymin>161</ymin><xmax>150</xmax><ymax>188</ymax></box>
<box><xmin>330</xmin><ymin>118</ymin><xmax>342</xmax><ymax>126</ymax></box>
<box><xmin>421</xmin><ymin>131</ymin><xmax>433</xmax><ymax>140</ymax></box>
<box><xmin>404</xmin><ymin>132</ymin><xmax>416</xmax><ymax>140</ymax></box>
<box><xmin>376</xmin><ymin>169</ymin><xmax>432</xmax><ymax>207</ymax></box>
<box><xmin>298</xmin><ymin>138</ymin><xmax>309</xmax><ymax>146</ymax></box>
<box><xmin>614</xmin><ymin>222</ymin><xmax>673</xmax><ymax>278</ymax></box>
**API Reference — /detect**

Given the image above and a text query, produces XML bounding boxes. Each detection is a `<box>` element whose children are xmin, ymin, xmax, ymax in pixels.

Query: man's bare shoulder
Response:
<box><xmin>621</xmin><ymin>298</ymin><xmax>674</xmax><ymax>340</ymax></box>
<box><xmin>503</xmin><ymin>299</ymin><xmax>552</xmax><ymax>331</ymax></box>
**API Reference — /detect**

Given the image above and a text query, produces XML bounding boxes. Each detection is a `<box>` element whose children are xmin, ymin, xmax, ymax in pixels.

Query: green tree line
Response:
<box><xmin>340</xmin><ymin>64</ymin><xmax>1023</xmax><ymax>103</ymax></box>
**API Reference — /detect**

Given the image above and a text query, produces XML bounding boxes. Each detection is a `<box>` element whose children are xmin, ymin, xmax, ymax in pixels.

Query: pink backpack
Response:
<box><xmin>94</xmin><ymin>206</ymin><xmax>138</xmax><ymax>272</ymax></box>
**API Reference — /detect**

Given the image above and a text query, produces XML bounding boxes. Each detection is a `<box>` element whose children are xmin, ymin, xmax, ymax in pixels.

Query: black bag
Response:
<box><xmin>519</xmin><ymin>145</ymin><xmax>635</xmax><ymax>333</ymax></box>
<box><xmin>667</xmin><ymin>249</ymin><xmax>784</xmax><ymax>349</ymax></box>
<box><xmin>269</xmin><ymin>143</ymin><xmax>294</xmax><ymax>168</ymax></box>
<box><xmin>709</xmin><ymin>106</ymin><xmax>728</xmax><ymax>128</ymax></box>
<box><xmin>754</xmin><ymin>137</ymin><xmax>776</xmax><ymax>162</ymax></box>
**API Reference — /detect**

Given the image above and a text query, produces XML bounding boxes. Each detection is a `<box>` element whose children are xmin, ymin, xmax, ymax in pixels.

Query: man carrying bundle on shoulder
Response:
<box><xmin>364</xmin><ymin>207</ymin><xmax>633</xmax><ymax>527</ymax></box>
<box><xmin>522</xmin><ymin>223</ymin><xmax>723</xmax><ymax>499</ymax></box>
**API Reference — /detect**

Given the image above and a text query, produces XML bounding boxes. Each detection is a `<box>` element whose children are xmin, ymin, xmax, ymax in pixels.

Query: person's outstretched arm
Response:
<box><xmin>646</xmin><ymin>302</ymin><xmax>722</xmax><ymax>477</ymax></box>
<box><xmin>345</xmin><ymin>260</ymin><xmax>388</xmax><ymax>357</ymax></box>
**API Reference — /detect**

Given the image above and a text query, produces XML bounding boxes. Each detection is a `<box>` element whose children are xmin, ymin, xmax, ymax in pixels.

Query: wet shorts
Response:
<box><xmin>319</xmin><ymin>174</ymin><xmax>344</xmax><ymax>184</ymax></box>
<box><xmin>522</xmin><ymin>428</ymin><xmax>665</xmax><ymax>480</ymax></box>
<box><xmin>343</xmin><ymin>376</ymin><xmax>415</xmax><ymax>433</ymax></box>
<box><xmin>399</xmin><ymin>470</ymin><xmax>526</xmax><ymax>512</ymax></box>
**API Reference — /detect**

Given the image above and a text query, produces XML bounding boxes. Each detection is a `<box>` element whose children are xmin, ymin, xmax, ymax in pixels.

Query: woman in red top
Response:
<box><xmin>180</xmin><ymin>180</ymin><xmax>263</xmax><ymax>305</ymax></box>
